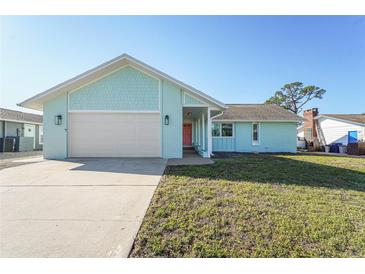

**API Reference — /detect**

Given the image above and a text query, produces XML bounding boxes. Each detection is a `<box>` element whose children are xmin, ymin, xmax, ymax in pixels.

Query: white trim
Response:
<box><xmin>210</xmin><ymin>111</ymin><xmax>224</xmax><ymax>120</ymax></box>
<box><xmin>38</xmin><ymin>125</ymin><xmax>43</xmax><ymax>145</ymax></box>
<box><xmin>252</xmin><ymin>122</ymin><xmax>260</xmax><ymax>146</ymax></box>
<box><xmin>183</xmin><ymin>104</ymin><xmax>209</xmax><ymax>107</ymax></box>
<box><xmin>207</xmin><ymin>107</ymin><xmax>212</xmax><ymax>157</ymax></box>
<box><xmin>314</xmin><ymin>115</ymin><xmax>365</xmax><ymax>127</ymax></box>
<box><xmin>68</xmin><ymin>110</ymin><xmax>160</xmax><ymax>113</ymax></box>
<box><xmin>0</xmin><ymin>118</ymin><xmax>42</xmax><ymax>125</ymax></box>
<box><xmin>198</xmin><ymin>118</ymin><xmax>201</xmax><ymax>146</ymax></box>
<box><xmin>67</xmin><ymin>64</ymin><xmax>161</xmax><ymax>113</ymax></box>
<box><xmin>211</xmin><ymin>122</ymin><xmax>235</xmax><ymax>138</ymax></box>
<box><xmin>19</xmin><ymin>54</ymin><xmax>226</xmax><ymax>110</ymax></box>
<box><xmin>183</xmin><ymin>91</ymin><xmax>209</xmax><ymax>107</ymax></box>
<box><xmin>202</xmin><ymin>112</ymin><xmax>205</xmax><ymax>150</ymax></box>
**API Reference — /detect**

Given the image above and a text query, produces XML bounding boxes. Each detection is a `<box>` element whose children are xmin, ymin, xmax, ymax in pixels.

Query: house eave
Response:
<box><xmin>315</xmin><ymin>115</ymin><xmax>365</xmax><ymax>127</ymax></box>
<box><xmin>18</xmin><ymin>54</ymin><xmax>226</xmax><ymax>111</ymax></box>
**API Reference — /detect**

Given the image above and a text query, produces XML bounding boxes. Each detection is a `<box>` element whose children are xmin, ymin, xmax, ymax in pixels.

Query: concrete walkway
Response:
<box><xmin>0</xmin><ymin>158</ymin><xmax>166</xmax><ymax>257</ymax></box>
<box><xmin>167</xmin><ymin>148</ymin><xmax>214</xmax><ymax>166</ymax></box>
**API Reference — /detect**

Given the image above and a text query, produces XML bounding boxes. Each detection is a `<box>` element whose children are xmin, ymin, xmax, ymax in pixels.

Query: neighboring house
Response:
<box><xmin>19</xmin><ymin>54</ymin><xmax>302</xmax><ymax>159</ymax></box>
<box><xmin>301</xmin><ymin>108</ymin><xmax>365</xmax><ymax>145</ymax></box>
<box><xmin>297</xmin><ymin>124</ymin><xmax>304</xmax><ymax>138</ymax></box>
<box><xmin>0</xmin><ymin>108</ymin><xmax>43</xmax><ymax>152</ymax></box>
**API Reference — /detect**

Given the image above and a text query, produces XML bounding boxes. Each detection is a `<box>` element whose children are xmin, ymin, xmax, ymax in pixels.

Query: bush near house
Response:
<box><xmin>131</xmin><ymin>154</ymin><xmax>365</xmax><ymax>258</ymax></box>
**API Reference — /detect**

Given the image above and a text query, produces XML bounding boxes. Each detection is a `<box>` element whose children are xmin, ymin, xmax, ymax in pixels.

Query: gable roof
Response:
<box><xmin>213</xmin><ymin>104</ymin><xmax>303</xmax><ymax>122</ymax></box>
<box><xmin>316</xmin><ymin>114</ymin><xmax>365</xmax><ymax>125</ymax></box>
<box><xmin>18</xmin><ymin>54</ymin><xmax>226</xmax><ymax>111</ymax></box>
<box><xmin>0</xmin><ymin>108</ymin><xmax>43</xmax><ymax>124</ymax></box>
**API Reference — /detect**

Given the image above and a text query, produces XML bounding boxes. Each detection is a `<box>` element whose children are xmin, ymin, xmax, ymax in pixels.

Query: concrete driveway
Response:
<box><xmin>0</xmin><ymin>158</ymin><xmax>166</xmax><ymax>257</ymax></box>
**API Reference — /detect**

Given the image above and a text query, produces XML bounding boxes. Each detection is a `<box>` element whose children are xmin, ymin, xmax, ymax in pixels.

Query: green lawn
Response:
<box><xmin>130</xmin><ymin>154</ymin><xmax>365</xmax><ymax>258</ymax></box>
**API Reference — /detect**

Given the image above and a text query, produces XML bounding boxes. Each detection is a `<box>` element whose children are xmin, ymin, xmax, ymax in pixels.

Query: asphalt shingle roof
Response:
<box><xmin>0</xmin><ymin>108</ymin><xmax>43</xmax><ymax>124</ymax></box>
<box><xmin>214</xmin><ymin>104</ymin><xmax>303</xmax><ymax>121</ymax></box>
<box><xmin>321</xmin><ymin>114</ymin><xmax>365</xmax><ymax>125</ymax></box>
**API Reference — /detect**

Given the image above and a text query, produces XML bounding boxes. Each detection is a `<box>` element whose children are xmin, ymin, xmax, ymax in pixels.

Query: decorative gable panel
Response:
<box><xmin>184</xmin><ymin>93</ymin><xmax>206</xmax><ymax>106</ymax></box>
<box><xmin>69</xmin><ymin>66</ymin><xmax>160</xmax><ymax>111</ymax></box>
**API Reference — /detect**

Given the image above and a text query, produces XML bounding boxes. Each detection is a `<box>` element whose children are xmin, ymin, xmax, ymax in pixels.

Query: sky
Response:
<box><xmin>1</xmin><ymin>16</ymin><xmax>364</xmax><ymax>115</ymax></box>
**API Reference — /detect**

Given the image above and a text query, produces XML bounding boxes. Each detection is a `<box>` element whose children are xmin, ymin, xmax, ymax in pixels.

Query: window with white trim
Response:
<box><xmin>212</xmin><ymin>123</ymin><xmax>221</xmax><ymax>137</ymax></box>
<box><xmin>211</xmin><ymin>123</ymin><xmax>233</xmax><ymax>137</ymax></box>
<box><xmin>222</xmin><ymin>123</ymin><xmax>233</xmax><ymax>137</ymax></box>
<box><xmin>252</xmin><ymin>123</ymin><xmax>259</xmax><ymax>145</ymax></box>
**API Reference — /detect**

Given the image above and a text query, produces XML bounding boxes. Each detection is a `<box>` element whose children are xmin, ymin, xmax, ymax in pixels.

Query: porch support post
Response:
<box><xmin>202</xmin><ymin>112</ymin><xmax>205</xmax><ymax>153</ymax></box>
<box><xmin>197</xmin><ymin>118</ymin><xmax>200</xmax><ymax>146</ymax></box>
<box><xmin>207</xmin><ymin>107</ymin><xmax>212</xmax><ymax>157</ymax></box>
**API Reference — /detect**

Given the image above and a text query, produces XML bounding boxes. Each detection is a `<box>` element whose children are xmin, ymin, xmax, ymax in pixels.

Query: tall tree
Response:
<box><xmin>265</xmin><ymin>82</ymin><xmax>326</xmax><ymax>114</ymax></box>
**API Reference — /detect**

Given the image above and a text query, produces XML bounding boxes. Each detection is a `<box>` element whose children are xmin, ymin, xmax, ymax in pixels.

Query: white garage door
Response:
<box><xmin>68</xmin><ymin>113</ymin><xmax>161</xmax><ymax>157</ymax></box>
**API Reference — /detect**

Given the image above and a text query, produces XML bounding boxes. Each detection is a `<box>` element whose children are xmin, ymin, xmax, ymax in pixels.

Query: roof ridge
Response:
<box><xmin>0</xmin><ymin>107</ymin><xmax>42</xmax><ymax>117</ymax></box>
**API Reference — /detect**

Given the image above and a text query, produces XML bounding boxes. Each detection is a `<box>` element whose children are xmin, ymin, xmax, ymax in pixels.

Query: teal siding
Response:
<box><xmin>69</xmin><ymin>66</ymin><xmax>159</xmax><ymax>111</ymax></box>
<box><xmin>43</xmin><ymin>94</ymin><xmax>68</xmax><ymax>159</ymax></box>
<box><xmin>235</xmin><ymin>122</ymin><xmax>297</xmax><ymax>153</ymax></box>
<box><xmin>212</xmin><ymin>122</ymin><xmax>297</xmax><ymax>153</ymax></box>
<box><xmin>212</xmin><ymin>137</ymin><xmax>235</xmax><ymax>151</ymax></box>
<box><xmin>184</xmin><ymin>93</ymin><xmax>205</xmax><ymax>105</ymax></box>
<box><xmin>161</xmin><ymin>80</ymin><xmax>183</xmax><ymax>158</ymax></box>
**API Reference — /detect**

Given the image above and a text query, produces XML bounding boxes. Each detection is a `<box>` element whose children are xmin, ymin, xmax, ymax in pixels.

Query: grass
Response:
<box><xmin>130</xmin><ymin>154</ymin><xmax>365</xmax><ymax>258</ymax></box>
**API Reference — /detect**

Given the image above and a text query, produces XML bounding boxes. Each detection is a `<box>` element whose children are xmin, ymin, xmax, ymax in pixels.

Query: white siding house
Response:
<box><xmin>315</xmin><ymin>115</ymin><xmax>365</xmax><ymax>145</ymax></box>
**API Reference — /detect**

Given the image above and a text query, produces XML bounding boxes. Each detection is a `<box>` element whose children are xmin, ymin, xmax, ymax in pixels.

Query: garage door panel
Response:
<box><xmin>68</xmin><ymin>113</ymin><xmax>161</xmax><ymax>157</ymax></box>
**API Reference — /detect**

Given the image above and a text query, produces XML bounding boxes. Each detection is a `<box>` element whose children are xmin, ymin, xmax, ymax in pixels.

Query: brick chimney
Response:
<box><xmin>303</xmin><ymin>108</ymin><xmax>318</xmax><ymax>141</ymax></box>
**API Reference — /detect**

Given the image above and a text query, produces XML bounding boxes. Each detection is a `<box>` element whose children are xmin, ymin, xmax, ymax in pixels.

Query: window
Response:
<box><xmin>212</xmin><ymin>123</ymin><xmax>221</xmax><ymax>137</ymax></box>
<box><xmin>222</xmin><ymin>124</ymin><xmax>233</xmax><ymax>137</ymax></box>
<box><xmin>304</xmin><ymin>128</ymin><xmax>312</xmax><ymax>141</ymax></box>
<box><xmin>252</xmin><ymin>123</ymin><xmax>259</xmax><ymax>145</ymax></box>
<box><xmin>211</xmin><ymin>123</ymin><xmax>233</xmax><ymax>137</ymax></box>
<box><xmin>39</xmin><ymin>126</ymin><xmax>44</xmax><ymax>145</ymax></box>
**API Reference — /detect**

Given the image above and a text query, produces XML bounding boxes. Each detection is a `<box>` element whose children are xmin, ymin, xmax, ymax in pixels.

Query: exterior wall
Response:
<box><xmin>69</xmin><ymin>66</ymin><xmax>159</xmax><ymax>111</ymax></box>
<box><xmin>5</xmin><ymin>121</ymin><xmax>23</xmax><ymax>137</ymax></box>
<box><xmin>212</xmin><ymin>137</ymin><xmax>235</xmax><ymax>151</ymax></box>
<box><xmin>43</xmin><ymin>94</ymin><xmax>68</xmax><ymax>159</ymax></box>
<box><xmin>317</xmin><ymin>117</ymin><xmax>365</xmax><ymax>145</ymax></box>
<box><xmin>18</xmin><ymin>137</ymin><xmax>34</xmax><ymax>152</ymax></box>
<box><xmin>161</xmin><ymin>80</ymin><xmax>183</xmax><ymax>158</ymax></box>
<box><xmin>212</xmin><ymin>122</ymin><xmax>297</xmax><ymax>153</ymax></box>
<box><xmin>41</xmin><ymin>64</ymin><xmax>230</xmax><ymax>159</ymax></box>
<box><xmin>184</xmin><ymin>93</ymin><xmax>205</xmax><ymax>105</ymax></box>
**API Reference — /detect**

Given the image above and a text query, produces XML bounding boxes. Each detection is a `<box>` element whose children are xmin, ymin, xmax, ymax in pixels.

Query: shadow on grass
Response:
<box><xmin>166</xmin><ymin>153</ymin><xmax>365</xmax><ymax>192</ymax></box>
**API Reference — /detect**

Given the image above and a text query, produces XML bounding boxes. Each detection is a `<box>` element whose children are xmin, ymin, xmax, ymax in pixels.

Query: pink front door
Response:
<box><xmin>183</xmin><ymin>124</ymin><xmax>192</xmax><ymax>146</ymax></box>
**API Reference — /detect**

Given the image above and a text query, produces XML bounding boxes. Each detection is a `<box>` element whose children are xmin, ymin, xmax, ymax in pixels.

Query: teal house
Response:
<box><xmin>19</xmin><ymin>54</ymin><xmax>302</xmax><ymax>159</ymax></box>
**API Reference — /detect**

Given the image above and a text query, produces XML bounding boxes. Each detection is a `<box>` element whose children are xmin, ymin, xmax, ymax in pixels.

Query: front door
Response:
<box><xmin>183</xmin><ymin>123</ymin><xmax>192</xmax><ymax>147</ymax></box>
<box><xmin>348</xmin><ymin>131</ymin><xmax>358</xmax><ymax>144</ymax></box>
<box><xmin>24</xmin><ymin>124</ymin><xmax>36</xmax><ymax>149</ymax></box>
